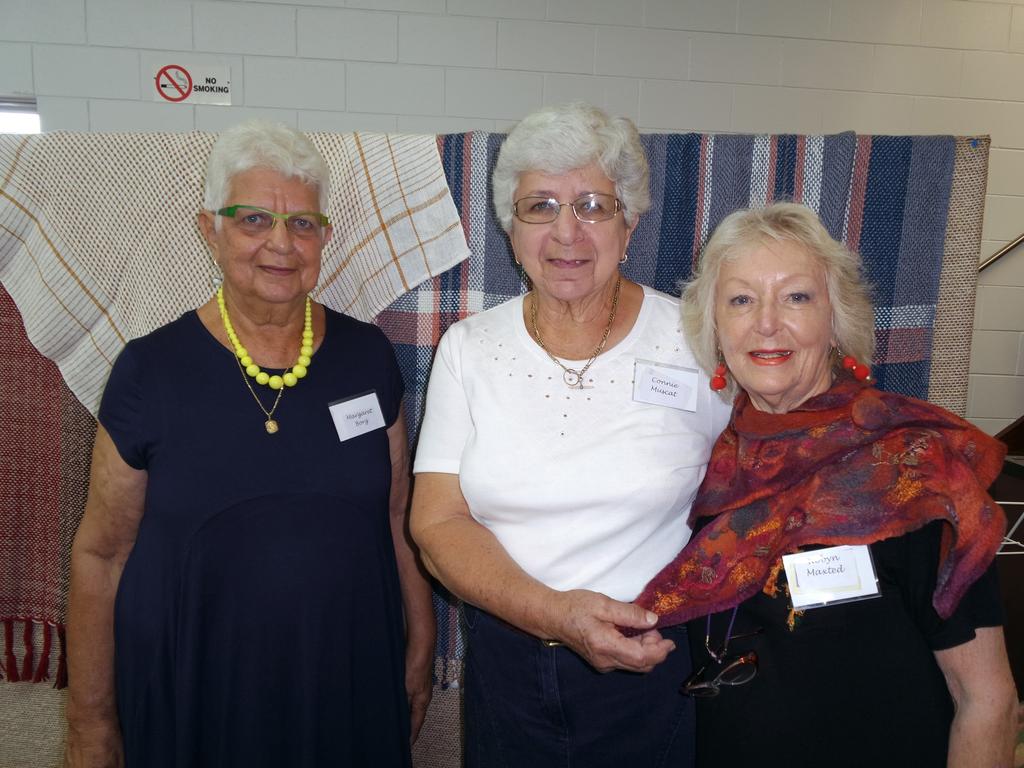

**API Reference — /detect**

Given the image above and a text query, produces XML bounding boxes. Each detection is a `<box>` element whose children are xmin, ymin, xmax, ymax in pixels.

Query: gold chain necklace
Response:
<box><xmin>234</xmin><ymin>355</ymin><xmax>285</xmax><ymax>434</ymax></box>
<box><xmin>530</xmin><ymin>275</ymin><xmax>621</xmax><ymax>389</ymax></box>
<box><xmin>216</xmin><ymin>287</ymin><xmax>314</xmax><ymax>434</ymax></box>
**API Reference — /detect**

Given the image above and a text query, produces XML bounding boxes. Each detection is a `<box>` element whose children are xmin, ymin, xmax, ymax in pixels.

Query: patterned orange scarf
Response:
<box><xmin>636</xmin><ymin>377</ymin><xmax>1006</xmax><ymax>626</ymax></box>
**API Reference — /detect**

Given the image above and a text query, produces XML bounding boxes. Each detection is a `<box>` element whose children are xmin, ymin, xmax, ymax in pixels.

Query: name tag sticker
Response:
<box><xmin>632</xmin><ymin>359</ymin><xmax>699</xmax><ymax>411</ymax></box>
<box><xmin>782</xmin><ymin>545</ymin><xmax>880</xmax><ymax>610</ymax></box>
<box><xmin>328</xmin><ymin>390</ymin><xmax>386</xmax><ymax>442</ymax></box>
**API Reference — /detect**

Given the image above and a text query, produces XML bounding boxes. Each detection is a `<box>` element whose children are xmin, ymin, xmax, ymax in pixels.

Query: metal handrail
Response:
<box><xmin>997</xmin><ymin>500</ymin><xmax>1023</xmax><ymax>555</ymax></box>
<box><xmin>979</xmin><ymin>231</ymin><xmax>1024</xmax><ymax>272</ymax></box>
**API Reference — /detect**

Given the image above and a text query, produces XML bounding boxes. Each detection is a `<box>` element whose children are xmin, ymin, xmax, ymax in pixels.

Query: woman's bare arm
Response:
<box><xmin>64</xmin><ymin>427</ymin><xmax>147</xmax><ymax>768</ymax></box>
<box><xmin>386</xmin><ymin>412</ymin><xmax>436</xmax><ymax>743</ymax></box>
<box><xmin>935</xmin><ymin>625</ymin><xmax>1019</xmax><ymax>768</ymax></box>
<box><xmin>410</xmin><ymin>472</ymin><xmax>673</xmax><ymax>673</ymax></box>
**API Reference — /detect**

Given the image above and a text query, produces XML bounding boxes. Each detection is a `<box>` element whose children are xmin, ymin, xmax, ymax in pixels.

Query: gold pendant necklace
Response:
<box><xmin>217</xmin><ymin>287</ymin><xmax>314</xmax><ymax>434</ymax></box>
<box><xmin>233</xmin><ymin>354</ymin><xmax>285</xmax><ymax>433</ymax></box>
<box><xmin>530</xmin><ymin>275</ymin><xmax>621</xmax><ymax>389</ymax></box>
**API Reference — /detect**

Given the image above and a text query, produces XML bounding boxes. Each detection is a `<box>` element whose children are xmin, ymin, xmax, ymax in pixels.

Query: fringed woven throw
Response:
<box><xmin>0</xmin><ymin>131</ymin><xmax>470</xmax><ymax>415</ymax></box>
<box><xmin>0</xmin><ymin>284</ymin><xmax>94</xmax><ymax>684</ymax></box>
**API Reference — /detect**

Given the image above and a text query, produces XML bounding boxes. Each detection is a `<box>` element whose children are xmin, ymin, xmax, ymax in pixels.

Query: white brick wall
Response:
<box><xmin>2</xmin><ymin>0</ymin><xmax>85</xmax><ymax>44</ymax></box>
<box><xmin>595</xmin><ymin>26</ymin><xmax>690</xmax><ymax>80</ymax></box>
<box><xmin>871</xmin><ymin>45</ymin><xmax>963</xmax><ymax>97</ymax></box>
<box><xmin>33</xmin><ymin>45</ymin><xmax>139</xmax><ymax>99</ymax></box>
<box><xmin>1</xmin><ymin>0</ymin><xmax>1021</xmax><ymax>434</ymax></box>
<box><xmin>34</xmin><ymin>95</ymin><xmax>88</xmax><ymax>129</ymax></box>
<box><xmin>445</xmin><ymin>68</ymin><xmax>542</xmax><ymax>118</ymax></box>
<box><xmin>85</xmin><ymin>1</ymin><xmax>192</xmax><ymax>50</ymax></box>
<box><xmin>639</xmin><ymin>79</ymin><xmax>732</xmax><ymax>132</ymax></box>
<box><xmin>89</xmin><ymin>98</ymin><xmax>196</xmax><ymax>131</ymax></box>
<box><xmin>549</xmin><ymin>0</ymin><xmax>637</xmax><ymax>27</ymax></box>
<box><xmin>962</xmin><ymin>51</ymin><xmax>1024</xmax><ymax>101</ymax></box>
<box><xmin>988</xmin><ymin>149</ymin><xmax>1024</xmax><ymax>194</ymax></box>
<box><xmin>644</xmin><ymin>0</ymin><xmax>735</xmax><ymax>33</ymax></box>
<box><xmin>446</xmin><ymin>0</ymin><xmax>545</xmax><ymax>21</ymax></box>
<box><xmin>732</xmin><ymin>84</ymin><xmax>825</xmax><ymax>133</ymax></box>
<box><xmin>347</xmin><ymin>62</ymin><xmax>442</xmax><ymax>113</ymax></box>
<box><xmin>195</xmin><ymin>105</ymin><xmax>298</xmax><ymax>131</ymax></box>
<box><xmin>781</xmin><ymin>39</ymin><xmax>875</xmax><ymax>91</ymax></box>
<box><xmin>819</xmin><ymin>91</ymin><xmax>915</xmax><ymax>133</ymax></box>
<box><xmin>400</xmin><ymin>15</ymin><xmax>495</xmax><ymax>67</ymax></box>
<box><xmin>497</xmin><ymin>21</ymin><xmax>593</xmax><ymax>73</ymax></box>
<box><xmin>544</xmin><ymin>73</ymin><xmax>638</xmax><ymax>120</ymax></box>
<box><xmin>689</xmin><ymin>33</ymin><xmax>783</xmax><ymax>86</ymax></box>
<box><xmin>245</xmin><ymin>57</ymin><xmax>348</xmax><ymax>111</ymax></box>
<box><xmin>981</xmin><ymin>195</ymin><xmax>1024</xmax><ymax>242</ymax></box>
<box><xmin>829</xmin><ymin>0</ymin><xmax>922</xmax><ymax>45</ymax></box>
<box><xmin>0</xmin><ymin>42</ymin><xmax>33</xmax><ymax>96</ymax></box>
<box><xmin>920</xmin><ymin>0</ymin><xmax>1011</xmax><ymax>50</ymax></box>
<box><xmin>1012</xmin><ymin>7</ymin><xmax>1024</xmax><ymax>50</ymax></box>
<box><xmin>193</xmin><ymin>4</ymin><xmax>296</xmax><ymax>56</ymax></box>
<box><xmin>299</xmin><ymin>9</ymin><xmax>398</xmax><ymax>62</ymax></box>
<box><xmin>737</xmin><ymin>0</ymin><xmax>831</xmax><ymax>38</ymax></box>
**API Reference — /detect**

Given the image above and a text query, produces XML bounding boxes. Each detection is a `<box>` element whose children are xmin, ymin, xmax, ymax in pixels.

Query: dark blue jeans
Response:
<box><xmin>463</xmin><ymin>605</ymin><xmax>695</xmax><ymax>768</ymax></box>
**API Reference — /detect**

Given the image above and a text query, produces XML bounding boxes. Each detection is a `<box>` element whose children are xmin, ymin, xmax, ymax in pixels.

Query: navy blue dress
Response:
<box><xmin>100</xmin><ymin>308</ymin><xmax>411</xmax><ymax>768</ymax></box>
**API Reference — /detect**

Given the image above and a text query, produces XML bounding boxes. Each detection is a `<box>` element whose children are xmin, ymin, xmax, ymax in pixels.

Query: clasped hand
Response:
<box><xmin>547</xmin><ymin>589</ymin><xmax>675</xmax><ymax>673</ymax></box>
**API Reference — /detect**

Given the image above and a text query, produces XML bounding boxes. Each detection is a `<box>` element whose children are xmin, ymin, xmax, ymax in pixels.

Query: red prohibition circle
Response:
<box><xmin>155</xmin><ymin>64</ymin><xmax>193</xmax><ymax>103</ymax></box>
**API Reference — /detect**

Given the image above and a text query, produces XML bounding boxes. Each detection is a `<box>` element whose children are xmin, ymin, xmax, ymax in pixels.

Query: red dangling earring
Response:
<box><xmin>710</xmin><ymin>361</ymin><xmax>728</xmax><ymax>391</ymax></box>
<box><xmin>842</xmin><ymin>354</ymin><xmax>871</xmax><ymax>381</ymax></box>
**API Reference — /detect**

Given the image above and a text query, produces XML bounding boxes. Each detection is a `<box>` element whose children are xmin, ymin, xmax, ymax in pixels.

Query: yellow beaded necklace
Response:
<box><xmin>216</xmin><ymin>286</ymin><xmax>314</xmax><ymax>433</ymax></box>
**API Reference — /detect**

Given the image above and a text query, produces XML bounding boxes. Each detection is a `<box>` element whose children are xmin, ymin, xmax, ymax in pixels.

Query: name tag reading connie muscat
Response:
<box><xmin>782</xmin><ymin>545</ymin><xmax>880</xmax><ymax>610</ymax></box>
<box><xmin>329</xmin><ymin>391</ymin><xmax>386</xmax><ymax>442</ymax></box>
<box><xmin>632</xmin><ymin>359</ymin><xmax>699</xmax><ymax>411</ymax></box>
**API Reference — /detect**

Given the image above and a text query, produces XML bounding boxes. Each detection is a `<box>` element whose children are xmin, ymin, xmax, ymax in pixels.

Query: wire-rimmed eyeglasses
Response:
<box><xmin>513</xmin><ymin>193</ymin><xmax>622</xmax><ymax>224</ymax></box>
<box><xmin>681</xmin><ymin>607</ymin><xmax>760</xmax><ymax>697</ymax></box>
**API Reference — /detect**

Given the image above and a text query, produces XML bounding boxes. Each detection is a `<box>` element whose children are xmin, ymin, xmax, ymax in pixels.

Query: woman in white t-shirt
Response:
<box><xmin>410</xmin><ymin>103</ymin><xmax>731</xmax><ymax>768</ymax></box>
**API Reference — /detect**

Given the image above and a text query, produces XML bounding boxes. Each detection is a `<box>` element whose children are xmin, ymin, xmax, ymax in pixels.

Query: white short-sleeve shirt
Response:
<box><xmin>413</xmin><ymin>286</ymin><xmax>732</xmax><ymax>601</ymax></box>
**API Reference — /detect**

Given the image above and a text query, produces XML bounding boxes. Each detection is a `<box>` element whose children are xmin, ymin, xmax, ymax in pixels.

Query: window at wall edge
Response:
<box><xmin>0</xmin><ymin>97</ymin><xmax>41</xmax><ymax>134</ymax></box>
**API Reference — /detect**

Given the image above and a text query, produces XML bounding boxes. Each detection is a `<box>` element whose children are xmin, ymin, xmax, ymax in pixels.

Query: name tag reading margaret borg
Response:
<box><xmin>329</xmin><ymin>390</ymin><xmax>386</xmax><ymax>442</ymax></box>
<box><xmin>782</xmin><ymin>545</ymin><xmax>880</xmax><ymax>610</ymax></box>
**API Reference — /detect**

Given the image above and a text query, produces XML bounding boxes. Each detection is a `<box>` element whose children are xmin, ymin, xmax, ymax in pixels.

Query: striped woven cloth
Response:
<box><xmin>376</xmin><ymin>130</ymin><xmax>988</xmax><ymax>683</ymax></box>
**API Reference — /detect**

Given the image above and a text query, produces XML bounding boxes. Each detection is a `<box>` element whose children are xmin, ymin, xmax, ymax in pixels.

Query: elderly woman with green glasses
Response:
<box><xmin>411</xmin><ymin>103</ymin><xmax>731</xmax><ymax>767</ymax></box>
<box><xmin>65</xmin><ymin>120</ymin><xmax>435</xmax><ymax>768</ymax></box>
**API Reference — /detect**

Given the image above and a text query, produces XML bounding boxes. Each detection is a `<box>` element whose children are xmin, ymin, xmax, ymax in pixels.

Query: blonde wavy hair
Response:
<box><xmin>682</xmin><ymin>202</ymin><xmax>876</xmax><ymax>400</ymax></box>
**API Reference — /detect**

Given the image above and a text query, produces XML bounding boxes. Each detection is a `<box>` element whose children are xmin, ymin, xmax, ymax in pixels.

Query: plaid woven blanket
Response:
<box><xmin>1</xmin><ymin>130</ymin><xmax>987</xmax><ymax>690</ymax></box>
<box><xmin>377</xmin><ymin>130</ymin><xmax>987</xmax><ymax>682</ymax></box>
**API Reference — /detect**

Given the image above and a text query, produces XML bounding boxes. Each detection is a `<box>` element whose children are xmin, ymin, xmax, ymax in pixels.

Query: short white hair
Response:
<box><xmin>202</xmin><ymin>120</ymin><xmax>330</xmax><ymax>215</ymax></box>
<box><xmin>491</xmin><ymin>102</ymin><xmax>650</xmax><ymax>232</ymax></box>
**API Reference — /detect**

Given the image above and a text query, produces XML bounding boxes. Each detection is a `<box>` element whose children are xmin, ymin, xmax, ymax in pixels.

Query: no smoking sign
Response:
<box><xmin>151</xmin><ymin>63</ymin><xmax>232</xmax><ymax>105</ymax></box>
<box><xmin>156</xmin><ymin>64</ymin><xmax>192</xmax><ymax>102</ymax></box>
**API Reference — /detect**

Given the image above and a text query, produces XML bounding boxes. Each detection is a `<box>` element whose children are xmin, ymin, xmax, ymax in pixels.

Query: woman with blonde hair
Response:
<box><xmin>637</xmin><ymin>202</ymin><xmax>1018</xmax><ymax>767</ymax></box>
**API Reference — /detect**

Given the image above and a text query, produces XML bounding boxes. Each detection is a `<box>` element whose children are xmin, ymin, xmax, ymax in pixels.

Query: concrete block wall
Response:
<box><xmin>1</xmin><ymin>0</ymin><xmax>1022</xmax><ymax>434</ymax></box>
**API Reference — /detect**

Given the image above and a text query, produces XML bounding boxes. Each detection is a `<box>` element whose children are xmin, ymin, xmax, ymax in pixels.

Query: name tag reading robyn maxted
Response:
<box><xmin>782</xmin><ymin>545</ymin><xmax>880</xmax><ymax>610</ymax></box>
<box><xmin>329</xmin><ymin>391</ymin><xmax>386</xmax><ymax>442</ymax></box>
<box><xmin>632</xmin><ymin>359</ymin><xmax>699</xmax><ymax>411</ymax></box>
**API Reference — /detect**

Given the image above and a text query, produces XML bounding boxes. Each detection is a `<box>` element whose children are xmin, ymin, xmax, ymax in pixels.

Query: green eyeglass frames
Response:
<box><xmin>215</xmin><ymin>205</ymin><xmax>330</xmax><ymax>239</ymax></box>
